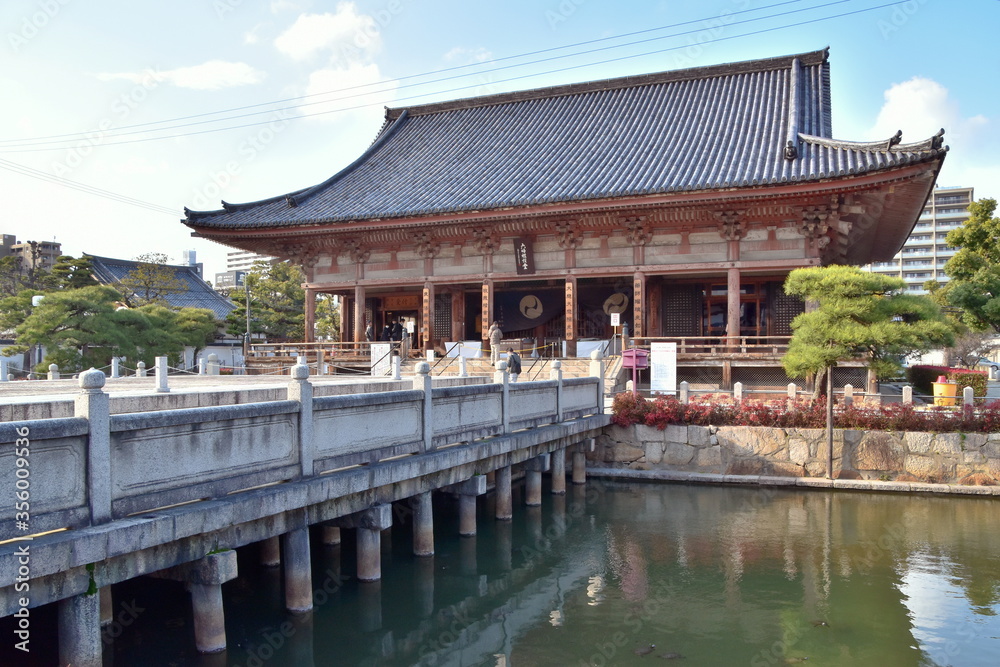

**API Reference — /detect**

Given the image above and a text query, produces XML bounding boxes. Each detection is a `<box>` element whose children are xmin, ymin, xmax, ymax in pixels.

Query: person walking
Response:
<box><xmin>488</xmin><ymin>321</ymin><xmax>502</xmax><ymax>366</ymax></box>
<box><xmin>506</xmin><ymin>347</ymin><xmax>522</xmax><ymax>382</ymax></box>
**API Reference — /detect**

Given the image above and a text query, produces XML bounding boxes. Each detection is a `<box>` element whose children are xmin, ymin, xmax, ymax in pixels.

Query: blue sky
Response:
<box><xmin>1</xmin><ymin>0</ymin><xmax>997</xmax><ymax>278</ymax></box>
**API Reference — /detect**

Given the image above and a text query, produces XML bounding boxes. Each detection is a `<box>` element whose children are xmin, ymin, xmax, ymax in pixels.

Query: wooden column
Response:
<box><xmin>422</xmin><ymin>282</ymin><xmax>435</xmax><ymax>352</ymax></box>
<box><xmin>647</xmin><ymin>279</ymin><xmax>662</xmax><ymax>338</ymax></box>
<box><xmin>304</xmin><ymin>288</ymin><xmax>317</xmax><ymax>343</ymax></box>
<box><xmin>565</xmin><ymin>276</ymin><xmax>577</xmax><ymax>357</ymax></box>
<box><xmin>340</xmin><ymin>295</ymin><xmax>351</xmax><ymax>343</ymax></box>
<box><xmin>451</xmin><ymin>287</ymin><xmax>465</xmax><ymax>343</ymax></box>
<box><xmin>632</xmin><ymin>272</ymin><xmax>646</xmax><ymax>339</ymax></box>
<box><xmin>481</xmin><ymin>280</ymin><xmax>494</xmax><ymax>349</ymax></box>
<box><xmin>727</xmin><ymin>267</ymin><xmax>740</xmax><ymax>342</ymax></box>
<box><xmin>354</xmin><ymin>285</ymin><xmax>366</xmax><ymax>343</ymax></box>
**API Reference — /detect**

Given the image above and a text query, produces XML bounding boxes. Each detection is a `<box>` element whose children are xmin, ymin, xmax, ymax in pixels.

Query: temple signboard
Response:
<box><xmin>514</xmin><ymin>237</ymin><xmax>535</xmax><ymax>275</ymax></box>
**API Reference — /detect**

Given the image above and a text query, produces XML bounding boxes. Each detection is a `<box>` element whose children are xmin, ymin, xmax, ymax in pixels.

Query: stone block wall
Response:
<box><xmin>595</xmin><ymin>424</ymin><xmax>1000</xmax><ymax>485</ymax></box>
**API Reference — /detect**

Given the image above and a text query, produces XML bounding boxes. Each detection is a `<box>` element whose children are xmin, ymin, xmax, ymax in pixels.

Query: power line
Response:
<box><xmin>0</xmin><ymin>0</ymin><xmax>885</xmax><ymax>153</ymax></box>
<box><xmin>0</xmin><ymin>0</ymin><xmax>821</xmax><ymax>147</ymax></box>
<box><xmin>0</xmin><ymin>158</ymin><xmax>178</xmax><ymax>216</ymax></box>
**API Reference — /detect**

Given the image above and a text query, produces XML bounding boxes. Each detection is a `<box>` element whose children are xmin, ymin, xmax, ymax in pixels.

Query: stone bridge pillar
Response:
<box><xmin>447</xmin><ymin>476</ymin><xmax>487</xmax><ymax>536</ymax></box>
<box><xmin>525</xmin><ymin>454</ymin><xmax>551</xmax><ymax>506</ymax></box>
<box><xmin>59</xmin><ymin>591</ymin><xmax>102</xmax><ymax>667</ymax></box>
<box><xmin>411</xmin><ymin>492</ymin><xmax>434</xmax><ymax>556</ymax></box>
<box><xmin>495</xmin><ymin>464</ymin><xmax>513</xmax><ymax>520</ymax></box>
<box><xmin>150</xmin><ymin>549</ymin><xmax>238</xmax><ymax>653</ymax></box>
<box><xmin>283</xmin><ymin>524</ymin><xmax>313</xmax><ymax>612</ymax></box>
<box><xmin>551</xmin><ymin>447</ymin><xmax>567</xmax><ymax>495</ymax></box>
<box><xmin>334</xmin><ymin>504</ymin><xmax>393</xmax><ymax>582</ymax></box>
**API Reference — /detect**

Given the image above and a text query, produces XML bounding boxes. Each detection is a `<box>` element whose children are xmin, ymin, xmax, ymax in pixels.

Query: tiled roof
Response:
<box><xmin>184</xmin><ymin>49</ymin><xmax>946</xmax><ymax>230</ymax></box>
<box><xmin>85</xmin><ymin>254</ymin><xmax>235</xmax><ymax>320</ymax></box>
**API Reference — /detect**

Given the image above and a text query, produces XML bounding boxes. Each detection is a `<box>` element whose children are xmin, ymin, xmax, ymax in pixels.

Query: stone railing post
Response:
<box><xmin>458</xmin><ymin>355</ymin><xmax>467</xmax><ymax>377</ymax></box>
<box><xmin>155</xmin><ymin>356</ymin><xmax>170</xmax><ymax>393</ymax></box>
<box><xmin>413</xmin><ymin>362</ymin><xmax>433</xmax><ymax>452</ymax></box>
<box><xmin>76</xmin><ymin>368</ymin><xmax>111</xmax><ymax>524</ymax></box>
<box><xmin>288</xmin><ymin>360</ymin><xmax>314</xmax><ymax>478</ymax></box>
<box><xmin>110</xmin><ymin>357</ymin><xmax>120</xmax><ymax>379</ymax></box>
<box><xmin>494</xmin><ymin>360</ymin><xmax>509</xmax><ymax>433</ymax></box>
<box><xmin>392</xmin><ymin>355</ymin><xmax>401</xmax><ymax>380</ymax></box>
<box><xmin>0</xmin><ymin>357</ymin><xmax>7</xmax><ymax>382</ymax></box>
<box><xmin>589</xmin><ymin>350</ymin><xmax>605</xmax><ymax>406</ymax></box>
<box><xmin>198</xmin><ymin>358</ymin><xmax>207</xmax><ymax>375</ymax></box>
<box><xmin>733</xmin><ymin>381</ymin><xmax>743</xmax><ymax>403</ymax></box>
<box><xmin>964</xmin><ymin>386</ymin><xmax>974</xmax><ymax>408</ymax></box>
<box><xmin>207</xmin><ymin>353</ymin><xmax>220</xmax><ymax>376</ymax></box>
<box><xmin>679</xmin><ymin>380</ymin><xmax>690</xmax><ymax>404</ymax></box>
<box><xmin>316</xmin><ymin>349</ymin><xmax>325</xmax><ymax>376</ymax></box>
<box><xmin>550</xmin><ymin>359</ymin><xmax>563</xmax><ymax>421</ymax></box>
<box><xmin>135</xmin><ymin>361</ymin><xmax>147</xmax><ymax>378</ymax></box>
<box><xmin>843</xmin><ymin>383</ymin><xmax>854</xmax><ymax>406</ymax></box>
<box><xmin>902</xmin><ymin>386</ymin><xmax>913</xmax><ymax>405</ymax></box>
<box><xmin>48</xmin><ymin>363</ymin><xmax>59</xmax><ymax>380</ymax></box>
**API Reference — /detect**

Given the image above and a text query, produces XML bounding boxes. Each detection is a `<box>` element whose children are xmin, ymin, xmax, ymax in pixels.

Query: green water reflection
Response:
<box><xmin>114</xmin><ymin>482</ymin><xmax>1000</xmax><ymax>666</ymax></box>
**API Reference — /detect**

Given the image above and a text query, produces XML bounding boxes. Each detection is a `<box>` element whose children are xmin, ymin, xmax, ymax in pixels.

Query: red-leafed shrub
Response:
<box><xmin>611</xmin><ymin>392</ymin><xmax>1000</xmax><ymax>434</ymax></box>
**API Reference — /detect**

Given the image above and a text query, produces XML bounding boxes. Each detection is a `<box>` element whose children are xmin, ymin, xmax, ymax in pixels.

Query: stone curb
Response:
<box><xmin>587</xmin><ymin>467</ymin><xmax>1000</xmax><ymax>497</ymax></box>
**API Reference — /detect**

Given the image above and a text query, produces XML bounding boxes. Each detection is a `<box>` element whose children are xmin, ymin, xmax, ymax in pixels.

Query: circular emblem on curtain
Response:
<box><xmin>603</xmin><ymin>293</ymin><xmax>630</xmax><ymax>315</ymax></box>
<box><xmin>520</xmin><ymin>295</ymin><xmax>543</xmax><ymax>319</ymax></box>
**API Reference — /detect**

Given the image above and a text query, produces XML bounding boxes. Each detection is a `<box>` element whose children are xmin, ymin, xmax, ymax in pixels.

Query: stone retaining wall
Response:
<box><xmin>595</xmin><ymin>424</ymin><xmax>1000</xmax><ymax>486</ymax></box>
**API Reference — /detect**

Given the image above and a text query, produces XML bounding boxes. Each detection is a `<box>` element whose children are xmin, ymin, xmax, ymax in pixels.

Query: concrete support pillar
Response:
<box><xmin>572</xmin><ymin>448</ymin><xmax>587</xmax><ymax>485</ymax></box>
<box><xmin>260</xmin><ymin>536</ymin><xmax>281</xmax><ymax>567</ymax></box>
<box><xmin>551</xmin><ymin>448</ymin><xmax>566</xmax><ymax>495</ymax></box>
<box><xmin>99</xmin><ymin>587</ymin><xmax>113</xmax><ymax>627</ymax></box>
<box><xmin>357</xmin><ymin>527</ymin><xmax>382</xmax><ymax>583</ymax></box>
<box><xmin>495</xmin><ymin>465</ymin><xmax>513</xmax><ymax>520</ymax></box>
<box><xmin>525</xmin><ymin>454</ymin><xmax>550</xmax><ymax>507</ymax></box>
<box><xmin>321</xmin><ymin>526</ymin><xmax>341</xmax><ymax>546</ymax></box>
<box><xmin>59</xmin><ymin>591</ymin><xmax>102</xmax><ymax>667</ymax></box>
<box><xmin>190</xmin><ymin>583</ymin><xmax>227</xmax><ymax>653</ymax></box>
<box><xmin>283</xmin><ymin>527</ymin><xmax>313</xmax><ymax>612</ymax></box>
<box><xmin>354</xmin><ymin>284</ymin><xmax>366</xmax><ymax>343</ymax></box>
<box><xmin>334</xmin><ymin>504</ymin><xmax>392</xmax><ymax>582</ymax></box>
<box><xmin>453</xmin><ymin>476</ymin><xmax>487</xmax><ymax>537</ymax></box>
<box><xmin>412</xmin><ymin>491</ymin><xmax>435</xmax><ymax>556</ymax></box>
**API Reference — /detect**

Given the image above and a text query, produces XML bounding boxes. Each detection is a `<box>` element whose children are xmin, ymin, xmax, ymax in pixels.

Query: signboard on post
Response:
<box><xmin>370</xmin><ymin>343</ymin><xmax>391</xmax><ymax>377</ymax></box>
<box><xmin>610</xmin><ymin>312</ymin><xmax>620</xmax><ymax>327</ymax></box>
<box><xmin>649</xmin><ymin>342</ymin><xmax>677</xmax><ymax>394</ymax></box>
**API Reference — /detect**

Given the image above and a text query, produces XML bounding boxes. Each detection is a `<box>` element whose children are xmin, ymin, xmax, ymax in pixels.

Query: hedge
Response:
<box><xmin>907</xmin><ymin>365</ymin><xmax>988</xmax><ymax>397</ymax></box>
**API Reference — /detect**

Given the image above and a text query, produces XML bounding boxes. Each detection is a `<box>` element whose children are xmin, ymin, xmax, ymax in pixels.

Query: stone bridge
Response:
<box><xmin>0</xmin><ymin>358</ymin><xmax>609</xmax><ymax>666</ymax></box>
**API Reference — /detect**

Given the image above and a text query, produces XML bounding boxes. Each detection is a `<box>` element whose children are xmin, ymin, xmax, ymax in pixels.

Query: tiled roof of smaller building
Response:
<box><xmin>85</xmin><ymin>254</ymin><xmax>235</xmax><ymax>320</ymax></box>
<box><xmin>184</xmin><ymin>48</ymin><xmax>947</xmax><ymax>230</ymax></box>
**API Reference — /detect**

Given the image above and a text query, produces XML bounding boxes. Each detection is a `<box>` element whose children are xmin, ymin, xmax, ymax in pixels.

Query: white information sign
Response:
<box><xmin>370</xmin><ymin>343</ymin><xmax>391</xmax><ymax>377</ymax></box>
<box><xmin>610</xmin><ymin>312</ymin><xmax>620</xmax><ymax>327</ymax></box>
<box><xmin>649</xmin><ymin>342</ymin><xmax>677</xmax><ymax>394</ymax></box>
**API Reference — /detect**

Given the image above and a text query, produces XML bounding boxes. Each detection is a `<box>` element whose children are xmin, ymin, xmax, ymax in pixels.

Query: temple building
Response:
<box><xmin>183</xmin><ymin>49</ymin><xmax>946</xmax><ymax>387</ymax></box>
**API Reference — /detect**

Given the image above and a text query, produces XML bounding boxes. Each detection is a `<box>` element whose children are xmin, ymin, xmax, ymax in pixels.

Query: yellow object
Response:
<box><xmin>932</xmin><ymin>381</ymin><xmax>957</xmax><ymax>407</ymax></box>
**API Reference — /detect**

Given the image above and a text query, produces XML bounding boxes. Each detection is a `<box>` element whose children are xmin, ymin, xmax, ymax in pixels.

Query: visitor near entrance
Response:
<box><xmin>506</xmin><ymin>347</ymin><xmax>522</xmax><ymax>382</ymax></box>
<box><xmin>489</xmin><ymin>321</ymin><xmax>502</xmax><ymax>366</ymax></box>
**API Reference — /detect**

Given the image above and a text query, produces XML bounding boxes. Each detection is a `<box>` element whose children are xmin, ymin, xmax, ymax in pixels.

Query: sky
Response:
<box><xmin>1</xmin><ymin>0</ymin><xmax>997</xmax><ymax>280</ymax></box>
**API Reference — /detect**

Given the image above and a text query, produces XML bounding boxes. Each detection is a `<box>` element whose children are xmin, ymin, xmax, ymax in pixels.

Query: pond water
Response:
<box><xmin>98</xmin><ymin>480</ymin><xmax>1000</xmax><ymax>666</ymax></box>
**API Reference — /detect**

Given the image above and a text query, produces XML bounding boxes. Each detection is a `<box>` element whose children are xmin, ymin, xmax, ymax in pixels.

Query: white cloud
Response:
<box><xmin>300</xmin><ymin>62</ymin><xmax>395</xmax><ymax>123</ymax></box>
<box><xmin>444</xmin><ymin>47</ymin><xmax>493</xmax><ymax>64</ymax></box>
<box><xmin>868</xmin><ymin>77</ymin><xmax>999</xmax><ymax>197</ymax></box>
<box><xmin>270</xmin><ymin>0</ymin><xmax>302</xmax><ymax>12</ymax></box>
<box><xmin>97</xmin><ymin>61</ymin><xmax>265</xmax><ymax>90</ymax></box>
<box><xmin>274</xmin><ymin>3</ymin><xmax>380</xmax><ymax>63</ymax></box>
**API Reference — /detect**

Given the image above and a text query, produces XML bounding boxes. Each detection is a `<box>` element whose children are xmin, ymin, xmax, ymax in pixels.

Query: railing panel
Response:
<box><xmin>431</xmin><ymin>385</ymin><xmax>503</xmax><ymax>446</ymax></box>
<box><xmin>313</xmin><ymin>391</ymin><xmax>424</xmax><ymax>467</ymax></box>
<box><xmin>561</xmin><ymin>378</ymin><xmax>601</xmax><ymax>419</ymax></box>
<box><xmin>509</xmin><ymin>381</ymin><xmax>559</xmax><ymax>431</ymax></box>
<box><xmin>109</xmin><ymin>404</ymin><xmax>300</xmax><ymax>517</ymax></box>
<box><xmin>0</xmin><ymin>419</ymin><xmax>90</xmax><ymax>541</ymax></box>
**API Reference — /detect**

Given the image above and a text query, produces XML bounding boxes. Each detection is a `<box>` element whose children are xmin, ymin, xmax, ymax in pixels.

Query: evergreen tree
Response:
<box><xmin>226</xmin><ymin>261</ymin><xmax>305</xmax><ymax>341</ymax></box>
<box><xmin>117</xmin><ymin>252</ymin><xmax>185</xmax><ymax>307</ymax></box>
<box><xmin>940</xmin><ymin>198</ymin><xmax>1000</xmax><ymax>332</ymax></box>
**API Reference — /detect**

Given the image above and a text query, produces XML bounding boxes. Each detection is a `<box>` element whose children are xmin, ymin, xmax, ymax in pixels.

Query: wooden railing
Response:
<box><xmin>629</xmin><ymin>336</ymin><xmax>793</xmax><ymax>356</ymax></box>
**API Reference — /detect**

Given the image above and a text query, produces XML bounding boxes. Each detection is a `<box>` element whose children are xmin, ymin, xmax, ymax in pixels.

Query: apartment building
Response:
<box><xmin>867</xmin><ymin>186</ymin><xmax>974</xmax><ymax>294</ymax></box>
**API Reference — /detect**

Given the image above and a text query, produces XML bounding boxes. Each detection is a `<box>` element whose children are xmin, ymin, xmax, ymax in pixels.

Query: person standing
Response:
<box><xmin>506</xmin><ymin>347</ymin><xmax>522</xmax><ymax>382</ymax></box>
<box><xmin>365</xmin><ymin>321</ymin><xmax>374</xmax><ymax>342</ymax></box>
<box><xmin>390</xmin><ymin>319</ymin><xmax>403</xmax><ymax>341</ymax></box>
<box><xmin>488</xmin><ymin>321</ymin><xmax>502</xmax><ymax>366</ymax></box>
